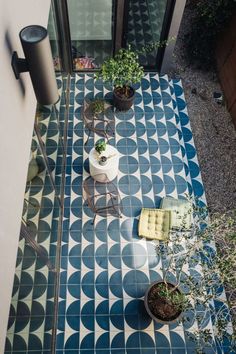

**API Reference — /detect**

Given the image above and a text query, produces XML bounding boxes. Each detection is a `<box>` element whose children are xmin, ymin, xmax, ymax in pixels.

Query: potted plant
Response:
<box><xmin>95</xmin><ymin>139</ymin><xmax>107</xmax><ymax>165</ymax></box>
<box><xmin>95</xmin><ymin>139</ymin><xmax>106</xmax><ymax>155</ymax></box>
<box><xmin>144</xmin><ymin>203</ymin><xmax>236</xmax><ymax>353</ymax></box>
<box><xmin>91</xmin><ymin>99</ymin><xmax>105</xmax><ymax>116</ymax></box>
<box><xmin>96</xmin><ymin>45</ymin><xmax>144</xmax><ymax>111</ymax></box>
<box><xmin>145</xmin><ymin>280</ymin><xmax>187</xmax><ymax>324</ymax></box>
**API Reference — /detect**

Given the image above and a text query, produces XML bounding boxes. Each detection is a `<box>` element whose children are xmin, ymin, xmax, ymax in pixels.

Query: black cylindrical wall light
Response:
<box><xmin>12</xmin><ymin>25</ymin><xmax>59</xmax><ymax>105</ymax></box>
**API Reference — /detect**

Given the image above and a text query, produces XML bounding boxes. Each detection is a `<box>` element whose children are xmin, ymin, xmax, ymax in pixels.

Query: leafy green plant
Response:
<box><xmin>91</xmin><ymin>99</ymin><xmax>105</xmax><ymax>115</ymax></box>
<box><xmin>186</xmin><ymin>0</ymin><xmax>236</xmax><ymax>70</ymax></box>
<box><xmin>154</xmin><ymin>202</ymin><xmax>236</xmax><ymax>352</ymax></box>
<box><xmin>95</xmin><ymin>140</ymin><xmax>106</xmax><ymax>155</ymax></box>
<box><xmin>96</xmin><ymin>37</ymin><xmax>175</xmax><ymax>97</ymax></box>
<box><xmin>96</xmin><ymin>45</ymin><xmax>144</xmax><ymax>97</ymax></box>
<box><xmin>161</xmin><ymin>285</ymin><xmax>187</xmax><ymax>312</ymax></box>
<box><xmin>147</xmin><ymin>281</ymin><xmax>189</xmax><ymax>321</ymax></box>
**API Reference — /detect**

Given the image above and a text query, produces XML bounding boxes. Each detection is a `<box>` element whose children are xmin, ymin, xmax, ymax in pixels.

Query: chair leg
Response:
<box><xmin>85</xmin><ymin>129</ymin><xmax>91</xmax><ymax>145</ymax></box>
<box><xmin>21</xmin><ymin>222</ymin><xmax>55</xmax><ymax>271</ymax></box>
<box><xmin>110</xmin><ymin>126</ymin><xmax>115</xmax><ymax>137</ymax></box>
<box><xmin>105</xmin><ymin>124</ymin><xmax>115</xmax><ymax>141</ymax></box>
<box><xmin>91</xmin><ymin>213</ymin><xmax>96</xmax><ymax>225</ymax></box>
<box><xmin>104</xmin><ymin>132</ymin><xmax>110</xmax><ymax>144</ymax></box>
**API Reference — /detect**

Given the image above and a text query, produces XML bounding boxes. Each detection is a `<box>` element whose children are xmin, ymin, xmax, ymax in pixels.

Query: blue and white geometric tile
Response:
<box><xmin>7</xmin><ymin>72</ymin><xmax>229</xmax><ymax>354</ymax></box>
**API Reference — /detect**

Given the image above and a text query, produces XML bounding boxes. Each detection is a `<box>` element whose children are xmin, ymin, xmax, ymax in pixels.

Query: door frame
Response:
<box><xmin>155</xmin><ymin>0</ymin><xmax>176</xmax><ymax>72</ymax></box>
<box><xmin>160</xmin><ymin>0</ymin><xmax>186</xmax><ymax>73</ymax></box>
<box><xmin>52</xmin><ymin>0</ymin><xmax>73</xmax><ymax>73</ymax></box>
<box><xmin>122</xmin><ymin>0</ymin><xmax>176</xmax><ymax>72</ymax></box>
<box><xmin>51</xmin><ymin>0</ymin><xmax>124</xmax><ymax>73</ymax></box>
<box><xmin>114</xmin><ymin>0</ymin><xmax>126</xmax><ymax>53</ymax></box>
<box><xmin>50</xmin><ymin>0</ymin><xmax>179</xmax><ymax>73</ymax></box>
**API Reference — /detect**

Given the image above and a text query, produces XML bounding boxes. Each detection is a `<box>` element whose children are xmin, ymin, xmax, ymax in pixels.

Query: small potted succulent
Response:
<box><xmin>95</xmin><ymin>140</ymin><xmax>107</xmax><ymax>165</ymax></box>
<box><xmin>91</xmin><ymin>99</ymin><xmax>105</xmax><ymax>116</ymax></box>
<box><xmin>96</xmin><ymin>45</ymin><xmax>144</xmax><ymax>111</ymax></box>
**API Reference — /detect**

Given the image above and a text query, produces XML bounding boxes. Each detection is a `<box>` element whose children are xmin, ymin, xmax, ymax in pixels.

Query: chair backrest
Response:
<box><xmin>83</xmin><ymin>175</ymin><xmax>95</xmax><ymax>212</ymax></box>
<box><xmin>82</xmin><ymin>101</ymin><xmax>92</xmax><ymax>125</ymax></box>
<box><xmin>83</xmin><ymin>174</ymin><xmax>108</xmax><ymax>210</ymax></box>
<box><xmin>83</xmin><ymin>174</ymin><xmax>122</xmax><ymax>216</ymax></box>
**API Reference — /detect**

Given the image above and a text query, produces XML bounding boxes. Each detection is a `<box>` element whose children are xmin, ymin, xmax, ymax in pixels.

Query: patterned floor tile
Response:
<box><xmin>55</xmin><ymin>73</ymin><xmax>210</xmax><ymax>354</ymax></box>
<box><xmin>6</xmin><ymin>72</ymin><xmax>232</xmax><ymax>354</ymax></box>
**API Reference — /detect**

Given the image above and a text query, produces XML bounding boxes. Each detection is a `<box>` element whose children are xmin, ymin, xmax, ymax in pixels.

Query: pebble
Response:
<box><xmin>171</xmin><ymin>4</ymin><xmax>236</xmax><ymax>211</ymax></box>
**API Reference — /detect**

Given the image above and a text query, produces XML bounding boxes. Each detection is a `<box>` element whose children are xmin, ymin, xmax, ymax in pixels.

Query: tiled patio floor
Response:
<box><xmin>56</xmin><ymin>73</ymin><xmax>208</xmax><ymax>354</ymax></box>
<box><xmin>8</xmin><ymin>73</ymin><xmax>232</xmax><ymax>354</ymax></box>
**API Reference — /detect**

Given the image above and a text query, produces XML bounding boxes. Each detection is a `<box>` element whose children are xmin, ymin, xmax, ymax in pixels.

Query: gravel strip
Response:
<box><xmin>171</xmin><ymin>2</ymin><xmax>236</xmax><ymax>212</ymax></box>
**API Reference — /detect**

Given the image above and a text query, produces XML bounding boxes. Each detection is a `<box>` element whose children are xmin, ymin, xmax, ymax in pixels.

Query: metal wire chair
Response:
<box><xmin>83</xmin><ymin>173</ymin><xmax>123</xmax><ymax>225</ymax></box>
<box><xmin>21</xmin><ymin>220</ymin><xmax>55</xmax><ymax>271</ymax></box>
<box><xmin>82</xmin><ymin>100</ymin><xmax>115</xmax><ymax>144</ymax></box>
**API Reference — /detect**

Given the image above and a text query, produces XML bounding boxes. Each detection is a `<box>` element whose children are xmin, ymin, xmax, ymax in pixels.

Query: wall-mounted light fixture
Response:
<box><xmin>11</xmin><ymin>25</ymin><xmax>59</xmax><ymax>105</ymax></box>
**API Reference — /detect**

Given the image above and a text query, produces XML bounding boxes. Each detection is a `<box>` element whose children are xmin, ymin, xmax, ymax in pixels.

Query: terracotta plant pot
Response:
<box><xmin>144</xmin><ymin>281</ymin><xmax>183</xmax><ymax>324</ymax></box>
<box><xmin>113</xmin><ymin>86</ymin><xmax>135</xmax><ymax>111</ymax></box>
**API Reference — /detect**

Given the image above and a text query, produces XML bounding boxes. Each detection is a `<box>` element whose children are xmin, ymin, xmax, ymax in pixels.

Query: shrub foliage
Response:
<box><xmin>186</xmin><ymin>0</ymin><xmax>236</xmax><ymax>70</ymax></box>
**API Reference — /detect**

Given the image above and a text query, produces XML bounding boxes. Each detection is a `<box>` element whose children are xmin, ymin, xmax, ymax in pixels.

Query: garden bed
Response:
<box><xmin>172</xmin><ymin>1</ymin><xmax>236</xmax><ymax>212</ymax></box>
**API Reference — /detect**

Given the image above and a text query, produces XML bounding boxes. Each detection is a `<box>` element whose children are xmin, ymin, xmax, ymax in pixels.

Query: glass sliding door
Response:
<box><xmin>48</xmin><ymin>0</ymin><xmax>174</xmax><ymax>73</ymax></box>
<box><xmin>124</xmin><ymin>0</ymin><xmax>171</xmax><ymax>69</ymax></box>
<box><xmin>67</xmin><ymin>0</ymin><xmax>115</xmax><ymax>70</ymax></box>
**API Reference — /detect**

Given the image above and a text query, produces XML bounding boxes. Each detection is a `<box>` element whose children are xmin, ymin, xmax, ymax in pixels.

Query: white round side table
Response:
<box><xmin>89</xmin><ymin>145</ymin><xmax>120</xmax><ymax>182</ymax></box>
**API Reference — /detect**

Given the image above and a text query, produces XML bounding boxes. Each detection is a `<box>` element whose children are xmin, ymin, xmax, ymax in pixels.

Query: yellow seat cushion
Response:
<box><xmin>138</xmin><ymin>208</ymin><xmax>171</xmax><ymax>241</ymax></box>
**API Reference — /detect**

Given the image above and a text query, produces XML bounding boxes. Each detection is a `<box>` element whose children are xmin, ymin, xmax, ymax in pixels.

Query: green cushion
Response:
<box><xmin>138</xmin><ymin>208</ymin><xmax>171</xmax><ymax>241</ymax></box>
<box><xmin>160</xmin><ymin>197</ymin><xmax>193</xmax><ymax>229</ymax></box>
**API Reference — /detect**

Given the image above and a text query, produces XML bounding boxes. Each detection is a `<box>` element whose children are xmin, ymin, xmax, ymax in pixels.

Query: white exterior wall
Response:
<box><xmin>0</xmin><ymin>1</ymin><xmax>50</xmax><ymax>352</ymax></box>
